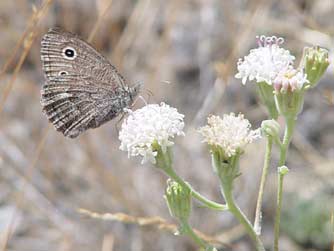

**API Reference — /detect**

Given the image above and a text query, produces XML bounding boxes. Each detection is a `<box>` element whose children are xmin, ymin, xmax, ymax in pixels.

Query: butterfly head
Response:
<box><xmin>129</xmin><ymin>82</ymin><xmax>143</xmax><ymax>103</ymax></box>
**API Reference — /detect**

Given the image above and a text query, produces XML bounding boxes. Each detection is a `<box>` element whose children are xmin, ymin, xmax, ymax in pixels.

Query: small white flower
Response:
<box><xmin>273</xmin><ymin>68</ymin><xmax>309</xmax><ymax>92</ymax></box>
<box><xmin>199</xmin><ymin>113</ymin><xmax>261</xmax><ymax>157</ymax></box>
<box><xmin>119</xmin><ymin>103</ymin><xmax>185</xmax><ymax>164</ymax></box>
<box><xmin>235</xmin><ymin>35</ymin><xmax>295</xmax><ymax>85</ymax></box>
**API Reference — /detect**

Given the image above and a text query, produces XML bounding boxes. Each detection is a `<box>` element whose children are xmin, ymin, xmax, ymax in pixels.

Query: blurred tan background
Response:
<box><xmin>0</xmin><ymin>0</ymin><xmax>333</xmax><ymax>250</ymax></box>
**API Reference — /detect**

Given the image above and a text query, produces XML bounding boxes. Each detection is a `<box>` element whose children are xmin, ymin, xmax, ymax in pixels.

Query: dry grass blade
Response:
<box><xmin>0</xmin><ymin>125</ymin><xmax>51</xmax><ymax>251</ymax></box>
<box><xmin>111</xmin><ymin>0</ymin><xmax>152</xmax><ymax>66</ymax></box>
<box><xmin>331</xmin><ymin>211</ymin><xmax>334</xmax><ymax>251</ymax></box>
<box><xmin>102</xmin><ymin>234</ymin><xmax>115</xmax><ymax>251</ymax></box>
<box><xmin>0</xmin><ymin>0</ymin><xmax>53</xmax><ymax>117</ymax></box>
<box><xmin>78</xmin><ymin>208</ymin><xmax>226</xmax><ymax>247</ymax></box>
<box><xmin>0</xmin><ymin>30</ymin><xmax>29</xmax><ymax>79</ymax></box>
<box><xmin>88</xmin><ymin>0</ymin><xmax>113</xmax><ymax>43</ymax></box>
<box><xmin>0</xmin><ymin>32</ymin><xmax>36</xmax><ymax>116</ymax></box>
<box><xmin>0</xmin><ymin>1</ymin><xmax>51</xmax><ymax>79</ymax></box>
<box><xmin>193</xmin><ymin>0</ymin><xmax>270</xmax><ymax>126</ymax></box>
<box><xmin>0</xmin><ymin>209</ymin><xmax>19</xmax><ymax>251</ymax></box>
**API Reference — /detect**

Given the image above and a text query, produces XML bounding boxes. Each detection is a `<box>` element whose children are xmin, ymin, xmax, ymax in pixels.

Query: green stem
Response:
<box><xmin>156</xmin><ymin>146</ymin><xmax>227</xmax><ymax>211</ymax></box>
<box><xmin>220</xmin><ymin>177</ymin><xmax>265</xmax><ymax>251</ymax></box>
<box><xmin>274</xmin><ymin>116</ymin><xmax>296</xmax><ymax>251</ymax></box>
<box><xmin>278</xmin><ymin>117</ymin><xmax>295</xmax><ymax>166</ymax></box>
<box><xmin>213</xmin><ymin>153</ymin><xmax>265</xmax><ymax>251</ymax></box>
<box><xmin>274</xmin><ymin>169</ymin><xmax>284</xmax><ymax>251</ymax></box>
<box><xmin>181</xmin><ymin>220</ymin><xmax>208</xmax><ymax>249</ymax></box>
<box><xmin>254</xmin><ymin>137</ymin><xmax>273</xmax><ymax>235</ymax></box>
<box><xmin>163</xmin><ymin>166</ymin><xmax>227</xmax><ymax>211</ymax></box>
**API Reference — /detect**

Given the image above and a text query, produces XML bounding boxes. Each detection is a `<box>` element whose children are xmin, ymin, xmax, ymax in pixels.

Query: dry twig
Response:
<box><xmin>78</xmin><ymin>208</ymin><xmax>226</xmax><ymax>247</ymax></box>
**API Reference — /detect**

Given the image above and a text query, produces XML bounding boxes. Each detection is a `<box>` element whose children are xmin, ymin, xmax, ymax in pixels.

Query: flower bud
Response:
<box><xmin>261</xmin><ymin>119</ymin><xmax>280</xmax><ymax>139</ymax></box>
<box><xmin>273</xmin><ymin>68</ymin><xmax>307</xmax><ymax>118</ymax></box>
<box><xmin>273</xmin><ymin>68</ymin><xmax>308</xmax><ymax>93</ymax></box>
<box><xmin>278</xmin><ymin>165</ymin><xmax>289</xmax><ymax>175</ymax></box>
<box><xmin>165</xmin><ymin>180</ymin><xmax>191</xmax><ymax>221</ymax></box>
<box><xmin>274</xmin><ymin>90</ymin><xmax>304</xmax><ymax>118</ymax></box>
<box><xmin>303</xmin><ymin>46</ymin><xmax>330</xmax><ymax>88</ymax></box>
<box><xmin>206</xmin><ymin>247</ymin><xmax>218</xmax><ymax>251</ymax></box>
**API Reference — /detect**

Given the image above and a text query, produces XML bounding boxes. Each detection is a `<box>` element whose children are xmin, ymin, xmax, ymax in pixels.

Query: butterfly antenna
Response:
<box><xmin>134</xmin><ymin>95</ymin><xmax>148</xmax><ymax>106</ymax></box>
<box><xmin>143</xmin><ymin>87</ymin><xmax>153</xmax><ymax>96</ymax></box>
<box><xmin>142</xmin><ymin>87</ymin><xmax>156</xmax><ymax>103</ymax></box>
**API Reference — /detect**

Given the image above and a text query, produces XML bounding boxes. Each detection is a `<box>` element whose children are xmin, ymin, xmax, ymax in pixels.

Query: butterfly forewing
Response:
<box><xmin>40</xmin><ymin>28</ymin><xmax>139</xmax><ymax>138</ymax></box>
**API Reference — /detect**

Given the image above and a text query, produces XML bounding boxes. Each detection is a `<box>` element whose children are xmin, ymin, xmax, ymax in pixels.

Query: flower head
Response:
<box><xmin>119</xmin><ymin>103</ymin><xmax>185</xmax><ymax>164</ymax></box>
<box><xmin>235</xmin><ymin>35</ymin><xmax>295</xmax><ymax>85</ymax></box>
<box><xmin>273</xmin><ymin>68</ymin><xmax>309</xmax><ymax>93</ymax></box>
<box><xmin>199</xmin><ymin>113</ymin><xmax>261</xmax><ymax>158</ymax></box>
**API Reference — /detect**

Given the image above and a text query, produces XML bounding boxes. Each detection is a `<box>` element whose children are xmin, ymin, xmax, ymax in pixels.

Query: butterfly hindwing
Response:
<box><xmin>41</xmin><ymin>75</ymin><xmax>134</xmax><ymax>138</ymax></box>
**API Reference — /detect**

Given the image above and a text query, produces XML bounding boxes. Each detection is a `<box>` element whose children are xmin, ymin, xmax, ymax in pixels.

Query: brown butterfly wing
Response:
<box><xmin>41</xmin><ymin>75</ymin><xmax>134</xmax><ymax>138</ymax></box>
<box><xmin>41</xmin><ymin>28</ymin><xmax>126</xmax><ymax>86</ymax></box>
<box><xmin>40</xmin><ymin>28</ymin><xmax>136</xmax><ymax>138</ymax></box>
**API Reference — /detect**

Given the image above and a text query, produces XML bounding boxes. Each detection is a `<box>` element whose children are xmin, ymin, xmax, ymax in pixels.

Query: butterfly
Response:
<box><xmin>40</xmin><ymin>28</ymin><xmax>140</xmax><ymax>138</ymax></box>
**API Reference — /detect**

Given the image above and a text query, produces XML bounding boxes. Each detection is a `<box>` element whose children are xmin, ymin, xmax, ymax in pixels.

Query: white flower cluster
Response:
<box><xmin>235</xmin><ymin>35</ymin><xmax>308</xmax><ymax>91</ymax></box>
<box><xmin>199</xmin><ymin>113</ymin><xmax>261</xmax><ymax>157</ymax></box>
<box><xmin>119</xmin><ymin>103</ymin><xmax>185</xmax><ymax>164</ymax></box>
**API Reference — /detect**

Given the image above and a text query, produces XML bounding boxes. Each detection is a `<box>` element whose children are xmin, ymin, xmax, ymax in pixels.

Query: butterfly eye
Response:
<box><xmin>62</xmin><ymin>46</ymin><xmax>77</xmax><ymax>60</ymax></box>
<box><xmin>59</xmin><ymin>71</ymin><xmax>68</xmax><ymax>76</ymax></box>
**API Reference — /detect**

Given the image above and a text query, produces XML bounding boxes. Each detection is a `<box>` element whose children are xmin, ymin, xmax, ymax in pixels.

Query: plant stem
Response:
<box><xmin>213</xmin><ymin>153</ymin><xmax>265</xmax><ymax>251</ymax></box>
<box><xmin>220</xmin><ymin>177</ymin><xmax>265</xmax><ymax>251</ymax></box>
<box><xmin>156</xmin><ymin>146</ymin><xmax>227</xmax><ymax>211</ymax></box>
<box><xmin>164</xmin><ymin>166</ymin><xmax>227</xmax><ymax>211</ymax></box>
<box><xmin>254</xmin><ymin>137</ymin><xmax>273</xmax><ymax>235</ymax></box>
<box><xmin>274</xmin><ymin>169</ymin><xmax>284</xmax><ymax>251</ymax></box>
<box><xmin>278</xmin><ymin>117</ymin><xmax>295</xmax><ymax>166</ymax></box>
<box><xmin>274</xmin><ymin>116</ymin><xmax>296</xmax><ymax>251</ymax></box>
<box><xmin>181</xmin><ymin>220</ymin><xmax>208</xmax><ymax>249</ymax></box>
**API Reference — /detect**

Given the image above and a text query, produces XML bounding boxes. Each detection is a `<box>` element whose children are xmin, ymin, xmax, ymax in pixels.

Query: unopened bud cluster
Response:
<box><xmin>165</xmin><ymin>180</ymin><xmax>191</xmax><ymax>221</ymax></box>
